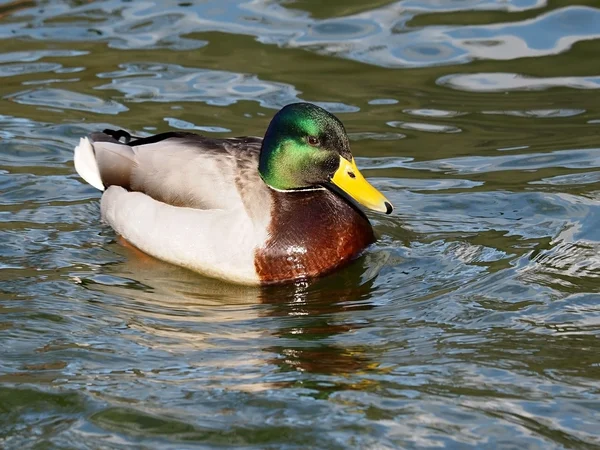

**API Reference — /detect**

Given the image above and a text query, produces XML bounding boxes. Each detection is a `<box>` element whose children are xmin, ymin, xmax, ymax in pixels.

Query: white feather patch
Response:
<box><xmin>74</xmin><ymin>137</ymin><xmax>105</xmax><ymax>191</ymax></box>
<box><xmin>100</xmin><ymin>186</ymin><xmax>266</xmax><ymax>284</ymax></box>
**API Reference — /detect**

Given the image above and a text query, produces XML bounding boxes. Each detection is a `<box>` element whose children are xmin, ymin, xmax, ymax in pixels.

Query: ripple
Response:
<box><xmin>522</xmin><ymin>241</ymin><xmax>600</xmax><ymax>288</ymax></box>
<box><xmin>483</xmin><ymin>109</ymin><xmax>586</xmax><ymax>118</ymax></box>
<box><xmin>403</xmin><ymin>108</ymin><xmax>467</xmax><ymax>118</ymax></box>
<box><xmin>518</xmin><ymin>204</ymin><xmax>600</xmax><ymax>289</ymax></box>
<box><xmin>312</xmin><ymin>102</ymin><xmax>360</xmax><ymax>113</ymax></box>
<box><xmin>348</xmin><ymin>132</ymin><xmax>406</xmax><ymax>141</ymax></box>
<box><xmin>96</xmin><ymin>62</ymin><xmax>359</xmax><ymax>111</ymax></box>
<box><xmin>299</xmin><ymin>19</ymin><xmax>381</xmax><ymax>42</ymax></box>
<box><xmin>398</xmin><ymin>0</ymin><xmax>547</xmax><ymax>13</ymax></box>
<box><xmin>445</xmin><ymin>6</ymin><xmax>600</xmax><ymax>60</ymax></box>
<box><xmin>394</xmin><ymin>190</ymin><xmax>589</xmax><ymax>240</ymax></box>
<box><xmin>164</xmin><ymin>117</ymin><xmax>231</xmax><ymax>133</ymax></box>
<box><xmin>6</xmin><ymin>88</ymin><xmax>128</xmax><ymax>114</ymax></box>
<box><xmin>401</xmin><ymin>148</ymin><xmax>600</xmax><ymax>174</ymax></box>
<box><xmin>391</xmin><ymin>41</ymin><xmax>467</xmax><ymax>66</ymax></box>
<box><xmin>368</xmin><ymin>98</ymin><xmax>398</xmax><ymax>105</ymax></box>
<box><xmin>0</xmin><ymin>62</ymin><xmax>63</xmax><ymax>77</ymax></box>
<box><xmin>3</xmin><ymin>1</ymin><xmax>595</xmax><ymax>68</ymax></box>
<box><xmin>438</xmin><ymin>72</ymin><xmax>600</xmax><ymax>92</ymax></box>
<box><xmin>97</xmin><ymin>63</ymin><xmax>301</xmax><ymax>108</ymax></box>
<box><xmin>387</xmin><ymin>120</ymin><xmax>462</xmax><ymax>133</ymax></box>
<box><xmin>381</xmin><ymin>177</ymin><xmax>483</xmax><ymax>191</ymax></box>
<box><xmin>0</xmin><ymin>50</ymin><xmax>88</xmax><ymax>64</ymax></box>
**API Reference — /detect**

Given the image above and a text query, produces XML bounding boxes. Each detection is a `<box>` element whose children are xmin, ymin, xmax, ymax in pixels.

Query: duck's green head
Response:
<box><xmin>259</xmin><ymin>102</ymin><xmax>393</xmax><ymax>214</ymax></box>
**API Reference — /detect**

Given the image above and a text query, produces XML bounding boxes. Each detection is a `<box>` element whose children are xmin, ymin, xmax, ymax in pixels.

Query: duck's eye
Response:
<box><xmin>307</xmin><ymin>136</ymin><xmax>320</xmax><ymax>146</ymax></box>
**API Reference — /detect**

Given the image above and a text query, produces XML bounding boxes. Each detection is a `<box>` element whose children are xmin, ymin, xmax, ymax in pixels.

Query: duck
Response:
<box><xmin>74</xmin><ymin>102</ymin><xmax>393</xmax><ymax>285</ymax></box>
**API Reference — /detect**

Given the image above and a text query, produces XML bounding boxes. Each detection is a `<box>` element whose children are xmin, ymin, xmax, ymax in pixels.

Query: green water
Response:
<box><xmin>1</xmin><ymin>0</ymin><xmax>600</xmax><ymax>448</ymax></box>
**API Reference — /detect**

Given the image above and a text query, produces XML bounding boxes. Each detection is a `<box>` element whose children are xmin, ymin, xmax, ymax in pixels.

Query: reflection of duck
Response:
<box><xmin>261</xmin><ymin>271</ymin><xmax>380</xmax><ymax>376</ymax></box>
<box><xmin>93</xmin><ymin>242</ymin><xmax>388</xmax><ymax>380</ymax></box>
<box><xmin>251</xmin><ymin>250</ymin><xmax>389</xmax><ymax>377</ymax></box>
<box><xmin>74</xmin><ymin>103</ymin><xmax>392</xmax><ymax>285</ymax></box>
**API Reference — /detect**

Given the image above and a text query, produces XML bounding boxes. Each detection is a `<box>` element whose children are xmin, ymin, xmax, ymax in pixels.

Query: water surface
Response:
<box><xmin>1</xmin><ymin>0</ymin><xmax>600</xmax><ymax>448</ymax></box>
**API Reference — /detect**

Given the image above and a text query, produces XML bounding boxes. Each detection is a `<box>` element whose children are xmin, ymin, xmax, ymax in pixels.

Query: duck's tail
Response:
<box><xmin>74</xmin><ymin>132</ymin><xmax>136</xmax><ymax>191</ymax></box>
<box><xmin>74</xmin><ymin>137</ymin><xmax>105</xmax><ymax>191</ymax></box>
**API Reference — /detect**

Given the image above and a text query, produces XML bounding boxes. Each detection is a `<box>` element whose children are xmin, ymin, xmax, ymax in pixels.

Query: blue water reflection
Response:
<box><xmin>2</xmin><ymin>0</ymin><xmax>600</xmax><ymax>448</ymax></box>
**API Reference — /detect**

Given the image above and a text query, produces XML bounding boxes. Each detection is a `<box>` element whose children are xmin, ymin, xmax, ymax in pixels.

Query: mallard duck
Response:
<box><xmin>74</xmin><ymin>102</ymin><xmax>393</xmax><ymax>285</ymax></box>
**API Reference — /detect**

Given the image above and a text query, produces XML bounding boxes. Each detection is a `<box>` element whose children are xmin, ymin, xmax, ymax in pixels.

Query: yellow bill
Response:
<box><xmin>331</xmin><ymin>156</ymin><xmax>393</xmax><ymax>214</ymax></box>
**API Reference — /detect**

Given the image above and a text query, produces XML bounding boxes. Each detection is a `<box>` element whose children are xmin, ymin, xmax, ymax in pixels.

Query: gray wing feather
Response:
<box><xmin>89</xmin><ymin>132</ymin><xmax>266</xmax><ymax>211</ymax></box>
<box><xmin>90</xmin><ymin>140</ymin><xmax>136</xmax><ymax>190</ymax></box>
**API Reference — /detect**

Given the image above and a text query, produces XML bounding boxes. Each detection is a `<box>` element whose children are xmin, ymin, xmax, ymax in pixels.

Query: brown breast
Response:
<box><xmin>254</xmin><ymin>188</ymin><xmax>375</xmax><ymax>284</ymax></box>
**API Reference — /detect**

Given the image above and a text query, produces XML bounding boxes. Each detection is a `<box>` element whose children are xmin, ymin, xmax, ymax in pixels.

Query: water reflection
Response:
<box><xmin>96</xmin><ymin>63</ymin><xmax>303</xmax><ymax>109</ymax></box>
<box><xmin>438</xmin><ymin>72</ymin><xmax>600</xmax><ymax>92</ymax></box>
<box><xmin>88</xmin><ymin>240</ymin><xmax>388</xmax><ymax>384</ymax></box>
<box><xmin>2</xmin><ymin>0</ymin><xmax>600</xmax><ymax>447</ymax></box>
<box><xmin>262</xmin><ymin>273</ymin><xmax>378</xmax><ymax>377</ymax></box>
<box><xmin>2</xmin><ymin>1</ymin><xmax>598</xmax><ymax>68</ymax></box>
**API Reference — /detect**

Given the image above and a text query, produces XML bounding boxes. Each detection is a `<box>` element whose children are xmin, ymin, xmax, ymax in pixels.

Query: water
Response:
<box><xmin>1</xmin><ymin>0</ymin><xmax>600</xmax><ymax>448</ymax></box>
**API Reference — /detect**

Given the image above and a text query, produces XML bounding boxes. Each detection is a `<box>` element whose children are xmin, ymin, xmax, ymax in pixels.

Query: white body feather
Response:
<box><xmin>74</xmin><ymin>134</ymin><xmax>272</xmax><ymax>285</ymax></box>
<box><xmin>101</xmin><ymin>187</ymin><xmax>267</xmax><ymax>284</ymax></box>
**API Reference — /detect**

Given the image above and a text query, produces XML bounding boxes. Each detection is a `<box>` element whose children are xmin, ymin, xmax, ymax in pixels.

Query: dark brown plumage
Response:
<box><xmin>255</xmin><ymin>188</ymin><xmax>375</xmax><ymax>283</ymax></box>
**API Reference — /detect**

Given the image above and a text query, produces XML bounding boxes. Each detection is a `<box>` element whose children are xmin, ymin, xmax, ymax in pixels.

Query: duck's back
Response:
<box><xmin>83</xmin><ymin>130</ymin><xmax>267</xmax><ymax>213</ymax></box>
